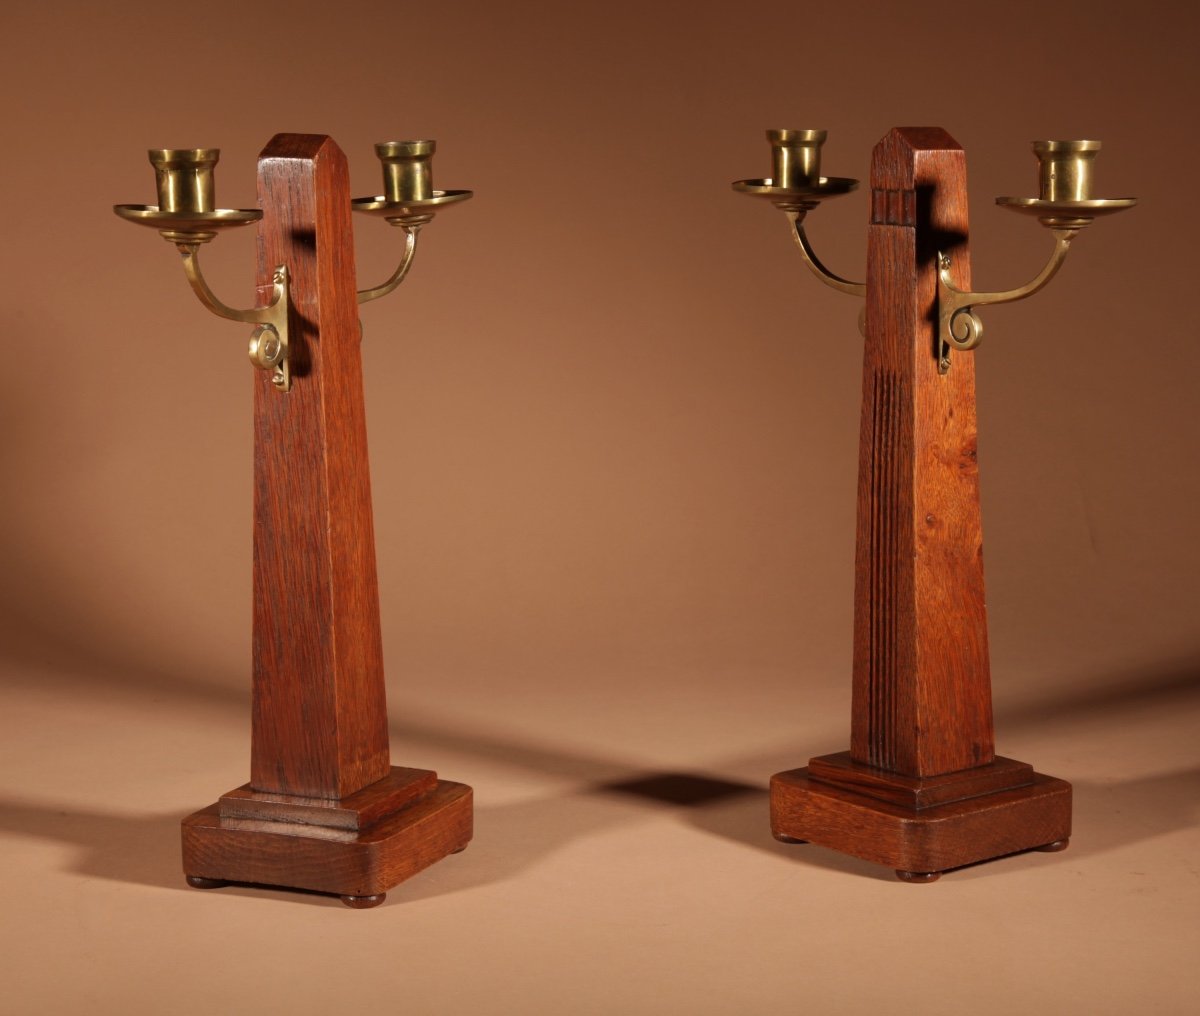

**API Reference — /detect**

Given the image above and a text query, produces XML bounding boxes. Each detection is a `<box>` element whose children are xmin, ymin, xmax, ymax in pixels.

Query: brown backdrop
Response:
<box><xmin>4</xmin><ymin>0</ymin><xmax>1192</xmax><ymax>728</ymax></box>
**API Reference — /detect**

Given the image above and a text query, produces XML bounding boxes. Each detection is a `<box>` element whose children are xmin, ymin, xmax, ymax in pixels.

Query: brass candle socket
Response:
<box><xmin>732</xmin><ymin>127</ymin><xmax>857</xmax><ymax>212</ymax></box>
<box><xmin>351</xmin><ymin>138</ymin><xmax>473</xmax><ymax>229</ymax></box>
<box><xmin>1035</xmin><ymin>139</ymin><xmax>1099</xmax><ymax>202</ymax></box>
<box><xmin>114</xmin><ymin>148</ymin><xmax>261</xmax><ymax>244</ymax></box>
<box><xmin>768</xmin><ymin>129</ymin><xmax>827</xmax><ymax>190</ymax></box>
<box><xmin>378</xmin><ymin>140</ymin><xmax>435</xmax><ymax>202</ymax></box>
<box><xmin>152</xmin><ymin>148</ymin><xmax>219</xmax><ymax>214</ymax></box>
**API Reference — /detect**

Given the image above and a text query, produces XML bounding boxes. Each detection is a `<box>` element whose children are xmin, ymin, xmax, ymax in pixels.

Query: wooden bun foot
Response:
<box><xmin>341</xmin><ymin>893</ymin><xmax>386</xmax><ymax>909</ymax></box>
<box><xmin>186</xmin><ymin>875</ymin><xmax>228</xmax><ymax>890</ymax></box>
<box><xmin>895</xmin><ymin>870</ymin><xmax>941</xmax><ymax>883</ymax></box>
<box><xmin>773</xmin><ymin>833</ymin><xmax>808</xmax><ymax>844</ymax></box>
<box><xmin>1036</xmin><ymin>838</ymin><xmax>1070</xmax><ymax>852</ymax></box>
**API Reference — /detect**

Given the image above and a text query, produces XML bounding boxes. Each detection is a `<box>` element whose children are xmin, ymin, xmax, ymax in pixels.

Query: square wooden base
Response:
<box><xmin>770</xmin><ymin>762</ymin><xmax>1070</xmax><ymax>880</ymax></box>
<box><xmin>182</xmin><ymin>769</ymin><xmax>472</xmax><ymax>906</ymax></box>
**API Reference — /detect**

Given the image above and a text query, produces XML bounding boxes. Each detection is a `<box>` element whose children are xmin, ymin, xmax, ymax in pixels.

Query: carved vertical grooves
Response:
<box><xmin>868</xmin><ymin>368</ymin><xmax>903</xmax><ymax>768</ymax></box>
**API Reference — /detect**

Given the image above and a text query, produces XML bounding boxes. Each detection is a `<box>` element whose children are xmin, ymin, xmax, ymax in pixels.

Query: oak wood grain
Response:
<box><xmin>184</xmin><ymin>781</ymin><xmax>473</xmax><ymax>898</ymax></box>
<box><xmin>771</xmin><ymin>768</ymin><xmax>1070</xmax><ymax>875</ymax></box>
<box><xmin>853</xmin><ymin>127</ymin><xmax>992</xmax><ymax>778</ymax></box>
<box><xmin>807</xmin><ymin>752</ymin><xmax>1033</xmax><ymax>810</ymax></box>
<box><xmin>250</xmin><ymin>134</ymin><xmax>390</xmax><ymax>800</ymax></box>
<box><xmin>219</xmin><ymin>766</ymin><xmax>438</xmax><ymax>830</ymax></box>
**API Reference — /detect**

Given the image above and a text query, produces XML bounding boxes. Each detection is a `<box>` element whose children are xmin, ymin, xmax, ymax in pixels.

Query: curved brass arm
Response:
<box><xmin>787</xmin><ymin>211</ymin><xmax>866</xmax><ymax>298</ymax></box>
<box><xmin>178</xmin><ymin>243</ymin><xmax>278</xmax><ymax>324</ymax></box>
<box><xmin>937</xmin><ymin>227</ymin><xmax>1078</xmax><ymax>355</ymax></box>
<box><xmin>357</xmin><ymin>224</ymin><xmax>420</xmax><ymax>304</ymax></box>
<box><xmin>177</xmin><ymin>243</ymin><xmax>292</xmax><ymax>391</ymax></box>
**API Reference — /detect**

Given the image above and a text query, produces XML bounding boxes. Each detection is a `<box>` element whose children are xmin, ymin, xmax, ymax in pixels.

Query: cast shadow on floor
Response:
<box><xmin>0</xmin><ymin>799</ymin><xmax>186</xmax><ymax>892</ymax></box>
<box><xmin>6</xmin><ymin>754</ymin><xmax>1195</xmax><ymax>907</ymax></box>
<box><xmin>1</xmin><ymin>655</ymin><xmax>1196</xmax><ymax>904</ymax></box>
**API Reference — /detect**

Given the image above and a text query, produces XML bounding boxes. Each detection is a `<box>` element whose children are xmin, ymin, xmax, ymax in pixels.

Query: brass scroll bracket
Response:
<box><xmin>933</xmin><ymin>138</ymin><xmax>1136</xmax><ymax>374</ymax></box>
<box><xmin>178</xmin><ymin>244</ymin><xmax>292</xmax><ymax>391</ymax></box>
<box><xmin>935</xmin><ymin>226</ymin><xmax>1078</xmax><ymax>375</ymax></box>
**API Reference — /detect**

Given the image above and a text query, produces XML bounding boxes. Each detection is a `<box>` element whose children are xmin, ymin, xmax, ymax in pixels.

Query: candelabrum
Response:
<box><xmin>114</xmin><ymin>134</ymin><xmax>474</xmax><ymax>907</ymax></box>
<box><xmin>735</xmin><ymin>127</ymin><xmax>1134</xmax><ymax>882</ymax></box>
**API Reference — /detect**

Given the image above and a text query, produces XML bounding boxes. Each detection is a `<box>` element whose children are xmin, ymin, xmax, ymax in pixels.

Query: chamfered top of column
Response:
<box><xmin>871</xmin><ymin>127</ymin><xmax>964</xmax><ymax>190</ymax></box>
<box><xmin>257</xmin><ymin>132</ymin><xmax>348</xmax><ymax>169</ymax></box>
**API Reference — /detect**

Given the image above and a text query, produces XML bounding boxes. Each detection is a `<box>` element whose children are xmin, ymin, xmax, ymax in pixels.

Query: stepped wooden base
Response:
<box><xmin>182</xmin><ymin>767</ymin><xmax>472</xmax><ymax>906</ymax></box>
<box><xmin>771</xmin><ymin>756</ymin><xmax>1070</xmax><ymax>880</ymax></box>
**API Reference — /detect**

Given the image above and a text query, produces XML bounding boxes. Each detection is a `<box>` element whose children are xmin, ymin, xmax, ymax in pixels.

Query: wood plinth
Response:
<box><xmin>771</xmin><ymin>763</ymin><xmax>1070</xmax><ymax>878</ymax></box>
<box><xmin>183</xmin><ymin>772</ymin><xmax>472</xmax><ymax>902</ymax></box>
<box><xmin>770</xmin><ymin>127</ymin><xmax>1070</xmax><ymax>880</ymax></box>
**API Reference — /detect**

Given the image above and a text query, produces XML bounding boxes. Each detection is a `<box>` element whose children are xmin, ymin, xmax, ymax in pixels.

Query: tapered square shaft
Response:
<box><xmin>249</xmin><ymin>135</ymin><xmax>391</xmax><ymax>800</ymax></box>
<box><xmin>852</xmin><ymin>127</ymin><xmax>993</xmax><ymax>778</ymax></box>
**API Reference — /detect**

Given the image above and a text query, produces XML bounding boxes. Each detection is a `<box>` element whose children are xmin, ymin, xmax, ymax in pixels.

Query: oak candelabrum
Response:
<box><xmin>115</xmin><ymin>134</ymin><xmax>473</xmax><ymax>907</ymax></box>
<box><xmin>734</xmin><ymin>126</ymin><xmax>1135</xmax><ymax>881</ymax></box>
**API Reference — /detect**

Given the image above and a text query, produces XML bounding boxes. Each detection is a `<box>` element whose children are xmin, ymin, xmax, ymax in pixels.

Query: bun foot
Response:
<box><xmin>450</xmin><ymin>845</ymin><xmax>468</xmax><ymax>854</ymax></box>
<box><xmin>773</xmin><ymin>833</ymin><xmax>808</xmax><ymax>844</ymax></box>
<box><xmin>1036</xmin><ymin>838</ymin><xmax>1070</xmax><ymax>852</ymax></box>
<box><xmin>186</xmin><ymin>875</ymin><xmax>228</xmax><ymax>890</ymax></box>
<box><xmin>895</xmin><ymin>870</ymin><xmax>940</xmax><ymax>883</ymax></box>
<box><xmin>341</xmin><ymin>893</ymin><xmax>386</xmax><ymax>909</ymax></box>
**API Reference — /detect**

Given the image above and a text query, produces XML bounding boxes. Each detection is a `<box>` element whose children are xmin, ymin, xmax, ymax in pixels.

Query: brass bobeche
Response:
<box><xmin>115</xmin><ymin>139</ymin><xmax>475</xmax><ymax>390</ymax></box>
<box><xmin>733</xmin><ymin>130</ymin><xmax>1136</xmax><ymax>372</ymax></box>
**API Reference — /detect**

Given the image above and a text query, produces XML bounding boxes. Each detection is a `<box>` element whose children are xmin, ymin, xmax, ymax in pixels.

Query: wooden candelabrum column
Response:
<box><xmin>769</xmin><ymin>128</ymin><xmax>1071</xmax><ymax>881</ymax></box>
<box><xmin>180</xmin><ymin>135</ymin><xmax>471</xmax><ymax>907</ymax></box>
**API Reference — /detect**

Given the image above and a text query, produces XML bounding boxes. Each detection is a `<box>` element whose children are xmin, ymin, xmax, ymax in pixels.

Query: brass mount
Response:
<box><xmin>115</xmin><ymin>141</ymin><xmax>473</xmax><ymax>392</ymax></box>
<box><xmin>733</xmin><ymin>131</ymin><xmax>1136</xmax><ymax>372</ymax></box>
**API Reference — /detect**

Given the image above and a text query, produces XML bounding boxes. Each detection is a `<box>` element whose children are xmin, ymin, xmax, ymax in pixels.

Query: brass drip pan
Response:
<box><xmin>350</xmin><ymin>189</ymin><xmax>473</xmax><ymax>223</ymax></box>
<box><xmin>996</xmin><ymin>196</ymin><xmax>1137</xmax><ymax>227</ymax></box>
<box><xmin>732</xmin><ymin>177</ymin><xmax>858</xmax><ymax>210</ymax></box>
<box><xmin>114</xmin><ymin>204</ymin><xmax>261</xmax><ymax>242</ymax></box>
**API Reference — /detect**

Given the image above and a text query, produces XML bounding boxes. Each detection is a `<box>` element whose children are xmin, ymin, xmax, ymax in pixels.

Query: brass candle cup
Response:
<box><xmin>732</xmin><ymin>127</ymin><xmax>856</xmax><ymax>212</ymax></box>
<box><xmin>114</xmin><ymin>146</ymin><xmax>261</xmax><ymax>243</ymax></box>
<box><xmin>996</xmin><ymin>140</ymin><xmax>1136</xmax><ymax>229</ymax></box>
<box><xmin>151</xmin><ymin>148</ymin><xmax>219</xmax><ymax>214</ymax></box>
<box><xmin>378</xmin><ymin>140</ymin><xmax>435</xmax><ymax>202</ymax></box>
<box><xmin>351</xmin><ymin>138</ymin><xmax>472</xmax><ymax>226</ymax></box>
<box><xmin>1033</xmin><ymin>139</ymin><xmax>1099</xmax><ymax>203</ymax></box>
<box><xmin>768</xmin><ymin>128</ymin><xmax>827</xmax><ymax>190</ymax></box>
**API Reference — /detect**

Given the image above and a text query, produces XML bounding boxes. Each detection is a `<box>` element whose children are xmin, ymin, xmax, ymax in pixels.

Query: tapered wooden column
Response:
<box><xmin>771</xmin><ymin>129</ymin><xmax>1070</xmax><ymax>880</ymax></box>
<box><xmin>249</xmin><ymin>134</ymin><xmax>391</xmax><ymax>800</ymax></box>
<box><xmin>182</xmin><ymin>135</ymin><xmax>471</xmax><ymax>907</ymax></box>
